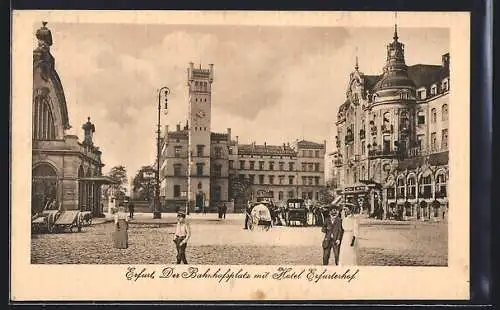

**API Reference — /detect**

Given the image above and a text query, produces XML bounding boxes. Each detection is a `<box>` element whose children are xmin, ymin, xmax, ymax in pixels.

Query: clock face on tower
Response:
<box><xmin>196</xmin><ymin>111</ymin><xmax>206</xmax><ymax>119</ymax></box>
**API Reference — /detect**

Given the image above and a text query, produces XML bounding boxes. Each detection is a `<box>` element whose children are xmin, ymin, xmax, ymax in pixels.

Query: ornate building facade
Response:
<box><xmin>31</xmin><ymin>22</ymin><xmax>115</xmax><ymax>217</ymax></box>
<box><xmin>159</xmin><ymin>63</ymin><xmax>326</xmax><ymax>212</ymax></box>
<box><xmin>331</xmin><ymin>25</ymin><xmax>449</xmax><ymax>221</ymax></box>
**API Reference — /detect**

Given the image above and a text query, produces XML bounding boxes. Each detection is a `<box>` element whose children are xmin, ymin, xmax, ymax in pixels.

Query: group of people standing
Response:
<box><xmin>322</xmin><ymin>206</ymin><xmax>359</xmax><ymax>266</ymax></box>
<box><xmin>110</xmin><ymin>203</ymin><xmax>359</xmax><ymax>266</ymax></box>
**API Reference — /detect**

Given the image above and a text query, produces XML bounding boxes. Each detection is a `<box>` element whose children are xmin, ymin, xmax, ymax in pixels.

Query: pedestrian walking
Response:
<box><xmin>173</xmin><ymin>211</ymin><xmax>191</xmax><ymax>264</ymax></box>
<box><xmin>322</xmin><ymin>207</ymin><xmax>343</xmax><ymax>265</ymax></box>
<box><xmin>243</xmin><ymin>203</ymin><xmax>251</xmax><ymax>229</ymax></box>
<box><xmin>128</xmin><ymin>201</ymin><xmax>135</xmax><ymax>219</ymax></box>
<box><xmin>222</xmin><ymin>204</ymin><xmax>227</xmax><ymax>219</ymax></box>
<box><xmin>113</xmin><ymin>206</ymin><xmax>129</xmax><ymax>249</ymax></box>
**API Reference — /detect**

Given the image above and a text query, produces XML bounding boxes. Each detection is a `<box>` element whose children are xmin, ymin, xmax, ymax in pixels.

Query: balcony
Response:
<box><xmin>368</xmin><ymin>149</ymin><xmax>399</xmax><ymax>159</ymax></box>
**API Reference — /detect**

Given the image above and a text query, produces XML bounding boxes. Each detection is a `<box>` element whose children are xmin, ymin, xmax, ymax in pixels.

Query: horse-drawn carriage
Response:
<box><xmin>31</xmin><ymin>200</ymin><xmax>85</xmax><ymax>233</ymax></box>
<box><xmin>246</xmin><ymin>201</ymin><xmax>273</xmax><ymax>231</ymax></box>
<box><xmin>283</xmin><ymin>199</ymin><xmax>309</xmax><ymax>226</ymax></box>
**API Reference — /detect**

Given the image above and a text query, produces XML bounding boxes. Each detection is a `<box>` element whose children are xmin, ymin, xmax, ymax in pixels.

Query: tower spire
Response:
<box><xmin>393</xmin><ymin>12</ymin><xmax>399</xmax><ymax>41</ymax></box>
<box><xmin>354</xmin><ymin>46</ymin><xmax>359</xmax><ymax>71</ymax></box>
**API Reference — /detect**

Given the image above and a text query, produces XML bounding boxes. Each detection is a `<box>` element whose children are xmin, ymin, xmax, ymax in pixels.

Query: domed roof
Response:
<box><xmin>373</xmin><ymin>70</ymin><xmax>415</xmax><ymax>91</ymax></box>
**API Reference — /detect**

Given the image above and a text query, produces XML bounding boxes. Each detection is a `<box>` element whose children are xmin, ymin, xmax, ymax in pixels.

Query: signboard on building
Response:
<box><xmin>143</xmin><ymin>171</ymin><xmax>156</xmax><ymax>179</ymax></box>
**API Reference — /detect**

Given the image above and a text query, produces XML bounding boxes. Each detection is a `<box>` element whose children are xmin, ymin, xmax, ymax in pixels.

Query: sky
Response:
<box><xmin>39</xmin><ymin>23</ymin><xmax>449</xmax><ymax>178</ymax></box>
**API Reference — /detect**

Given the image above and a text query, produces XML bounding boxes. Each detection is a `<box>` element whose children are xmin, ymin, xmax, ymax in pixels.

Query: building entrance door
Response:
<box><xmin>32</xmin><ymin>164</ymin><xmax>58</xmax><ymax>215</ymax></box>
<box><xmin>195</xmin><ymin>193</ymin><xmax>204</xmax><ymax>212</ymax></box>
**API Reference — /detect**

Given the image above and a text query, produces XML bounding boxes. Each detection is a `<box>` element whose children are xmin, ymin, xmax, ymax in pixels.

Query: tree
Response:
<box><xmin>318</xmin><ymin>187</ymin><xmax>335</xmax><ymax>206</ymax></box>
<box><xmin>229</xmin><ymin>175</ymin><xmax>253</xmax><ymax>210</ymax></box>
<box><xmin>132</xmin><ymin>166</ymin><xmax>157</xmax><ymax>201</ymax></box>
<box><xmin>106</xmin><ymin>165</ymin><xmax>128</xmax><ymax>200</ymax></box>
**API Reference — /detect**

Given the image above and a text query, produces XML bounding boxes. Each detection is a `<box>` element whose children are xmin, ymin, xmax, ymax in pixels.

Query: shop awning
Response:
<box><xmin>80</xmin><ymin>176</ymin><xmax>120</xmax><ymax>184</ymax></box>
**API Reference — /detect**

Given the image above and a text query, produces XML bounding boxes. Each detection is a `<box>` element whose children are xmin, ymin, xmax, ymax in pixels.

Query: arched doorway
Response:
<box><xmin>32</xmin><ymin>163</ymin><xmax>58</xmax><ymax>215</ymax></box>
<box><xmin>404</xmin><ymin>201</ymin><xmax>412</xmax><ymax>218</ymax></box>
<box><xmin>388</xmin><ymin>202</ymin><xmax>396</xmax><ymax>219</ymax></box>
<box><xmin>420</xmin><ymin>200</ymin><xmax>428</xmax><ymax>220</ymax></box>
<box><xmin>431</xmin><ymin>200</ymin><xmax>441</xmax><ymax>218</ymax></box>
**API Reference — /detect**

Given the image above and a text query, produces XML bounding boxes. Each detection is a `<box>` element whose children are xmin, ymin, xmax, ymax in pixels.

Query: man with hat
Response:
<box><xmin>321</xmin><ymin>205</ymin><xmax>344</xmax><ymax>265</ymax></box>
<box><xmin>173</xmin><ymin>210</ymin><xmax>191</xmax><ymax>264</ymax></box>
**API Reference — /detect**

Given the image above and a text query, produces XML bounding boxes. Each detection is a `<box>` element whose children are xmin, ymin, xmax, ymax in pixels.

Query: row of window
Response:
<box><xmin>33</xmin><ymin>96</ymin><xmax>56</xmax><ymax>141</ymax></box>
<box><xmin>173</xmin><ymin>163</ymin><xmax>206</xmax><ymax>177</ymax></box>
<box><xmin>341</xmin><ymin>104</ymin><xmax>448</xmax><ymax>143</ymax></box>
<box><xmin>193</xmin><ymin>81</ymin><xmax>209</xmax><ymax>91</ymax></box>
<box><xmin>302</xmin><ymin>150</ymin><xmax>322</xmax><ymax>158</ymax></box>
<box><xmin>416</xmin><ymin>79</ymin><xmax>449</xmax><ymax>100</ymax></box>
<box><xmin>231</xmin><ymin>160</ymin><xmax>296</xmax><ymax>171</ymax></box>
<box><xmin>238</xmin><ymin>174</ymin><xmax>320</xmax><ymax>186</ymax></box>
<box><xmin>351</xmin><ymin>128</ymin><xmax>448</xmax><ymax>155</ymax></box>
<box><xmin>388</xmin><ymin>174</ymin><xmax>447</xmax><ymax>199</ymax></box>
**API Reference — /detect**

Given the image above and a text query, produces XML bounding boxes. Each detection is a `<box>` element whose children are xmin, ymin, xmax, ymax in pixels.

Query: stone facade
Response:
<box><xmin>159</xmin><ymin>63</ymin><xmax>326</xmax><ymax>212</ymax></box>
<box><xmin>31</xmin><ymin>22</ymin><xmax>112</xmax><ymax>217</ymax></box>
<box><xmin>331</xmin><ymin>25</ymin><xmax>449</xmax><ymax>221</ymax></box>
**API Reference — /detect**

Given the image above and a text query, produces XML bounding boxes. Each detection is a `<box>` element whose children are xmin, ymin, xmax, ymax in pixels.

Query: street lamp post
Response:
<box><xmin>153</xmin><ymin>86</ymin><xmax>170</xmax><ymax>219</ymax></box>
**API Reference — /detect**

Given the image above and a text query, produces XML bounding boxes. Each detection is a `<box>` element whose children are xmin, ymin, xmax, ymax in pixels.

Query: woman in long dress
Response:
<box><xmin>338</xmin><ymin>207</ymin><xmax>359</xmax><ymax>266</ymax></box>
<box><xmin>113</xmin><ymin>206</ymin><xmax>129</xmax><ymax>249</ymax></box>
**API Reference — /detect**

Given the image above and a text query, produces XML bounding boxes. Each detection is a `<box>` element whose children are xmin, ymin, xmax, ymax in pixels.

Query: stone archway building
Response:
<box><xmin>31</xmin><ymin>22</ymin><xmax>116</xmax><ymax>216</ymax></box>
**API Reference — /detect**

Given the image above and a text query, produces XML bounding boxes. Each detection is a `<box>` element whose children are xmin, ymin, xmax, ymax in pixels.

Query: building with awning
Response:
<box><xmin>31</xmin><ymin>22</ymin><xmax>111</xmax><ymax>217</ymax></box>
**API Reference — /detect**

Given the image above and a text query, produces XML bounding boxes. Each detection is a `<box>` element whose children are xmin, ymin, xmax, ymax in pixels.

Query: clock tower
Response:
<box><xmin>187</xmin><ymin>62</ymin><xmax>214</xmax><ymax>212</ymax></box>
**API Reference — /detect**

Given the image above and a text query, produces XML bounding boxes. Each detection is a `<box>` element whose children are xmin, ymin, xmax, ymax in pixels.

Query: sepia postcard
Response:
<box><xmin>11</xmin><ymin>10</ymin><xmax>470</xmax><ymax>301</ymax></box>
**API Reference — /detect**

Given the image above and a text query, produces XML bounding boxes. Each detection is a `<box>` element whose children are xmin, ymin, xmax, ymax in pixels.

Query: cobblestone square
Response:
<box><xmin>31</xmin><ymin>214</ymin><xmax>447</xmax><ymax>266</ymax></box>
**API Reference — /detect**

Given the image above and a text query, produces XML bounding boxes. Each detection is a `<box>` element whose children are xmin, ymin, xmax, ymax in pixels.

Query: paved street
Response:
<box><xmin>31</xmin><ymin>214</ymin><xmax>447</xmax><ymax>266</ymax></box>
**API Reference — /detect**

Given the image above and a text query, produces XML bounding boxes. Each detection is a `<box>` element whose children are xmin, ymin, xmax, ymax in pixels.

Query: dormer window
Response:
<box><xmin>430</xmin><ymin>84</ymin><xmax>438</xmax><ymax>95</ymax></box>
<box><xmin>442</xmin><ymin>79</ymin><xmax>449</xmax><ymax>92</ymax></box>
<box><xmin>417</xmin><ymin>88</ymin><xmax>427</xmax><ymax>100</ymax></box>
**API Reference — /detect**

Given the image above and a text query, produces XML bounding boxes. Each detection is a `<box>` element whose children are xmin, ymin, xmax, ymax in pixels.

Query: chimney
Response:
<box><xmin>236</xmin><ymin>135</ymin><xmax>239</xmax><ymax>144</ymax></box>
<box><xmin>184</xmin><ymin>120</ymin><xmax>189</xmax><ymax>130</ymax></box>
<box><xmin>227</xmin><ymin>128</ymin><xmax>231</xmax><ymax>142</ymax></box>
<box><xmin>176</xmin><ymin>123</ymin><xmax>181</xmax><ymax>131</ymax></box>
<box><xmin>264</xmin><ymin>141</ymin><xmax>267</xmax><ymax>148</ymax></box>
<box><xmin>442</xmin><ymin>53</ymin><xmax>450</xmax><ymax>68</ymax></box>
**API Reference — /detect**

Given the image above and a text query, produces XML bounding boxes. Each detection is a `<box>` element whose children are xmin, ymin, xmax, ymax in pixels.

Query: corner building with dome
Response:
<box><xmin>330</xmin><ymin>25</ymin><xmax>449</xmax><ymax>221</ymax></box>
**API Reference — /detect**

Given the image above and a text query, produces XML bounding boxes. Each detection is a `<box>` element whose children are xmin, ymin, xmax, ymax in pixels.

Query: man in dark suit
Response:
<box><xmin>322</xmin><ymin>207</ymin><xmax>344</xmax><ymax>265</ymax></box>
